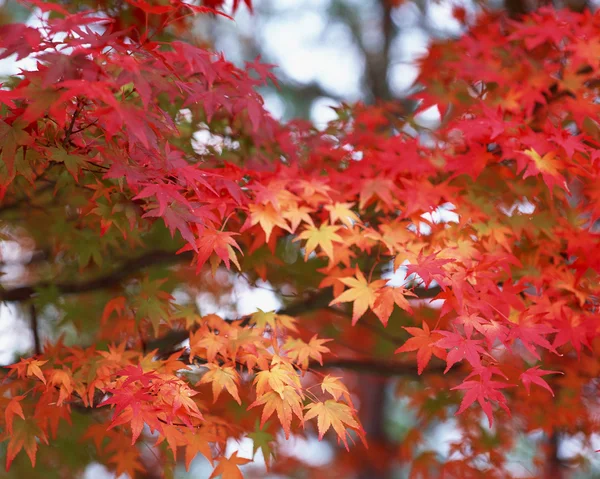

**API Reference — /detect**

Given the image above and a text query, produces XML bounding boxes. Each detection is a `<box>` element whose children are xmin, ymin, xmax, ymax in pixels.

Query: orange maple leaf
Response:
<box><xmin>329</xmin><ymin>268</ymin><xmax>386</xmax><ymax>325</ymax></box>
<box><xmin>283</xmin><ymin>335</ymin><xmax>332</xmax><ymax>369</ymax></box>
<box><xmin>183</xmin><ymin>429</ymin><xmax>214</xmax><ymax>470</ymax></box>
<box><xmin>248</xmin><ymin>203</ymin><xmax>291</xmax><ymax>241</ymax></box>
<box><xmin>372</xmin><ymin>286</ymin><xmax>415</xmax><ymax>326</ymax></box>
<box><xmin>209</xmin><ymin>451</ymin><xmax>252</xmax><ymax>479</ymax></box>
<box><xmin>4</xmin><ymin>396</ymin><xmax>25</xmax><ymax>435</ymax></box>
<box><xmin>5</xmin><ymin>418</ymin><xmax>48</xmax><ymax>470</ymax></box>
<box><xmin>199</xmin><ymin>364</ymin><xmax>242</xmax><ymax>404</ymax></box>
<box><xmin>248</xmin><ymin>386</ymin><xmax>304</xmax><ymax>439</ymax></box>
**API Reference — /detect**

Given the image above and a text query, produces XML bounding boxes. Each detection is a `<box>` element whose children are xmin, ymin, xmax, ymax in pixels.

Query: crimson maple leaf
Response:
<box><xmin>434</xmin><ymin>330</ymin><xmax>490</xmax><ymax>373</ymax></box>
<box><xmin>519</xmin><ymin>366</ymin><xmax>562</xmax><ymax>396</ymax></box>
<box><xmin>451</xmin><ymin>367</ymin><xmax>514</xmax><ymax>427</ymax></box>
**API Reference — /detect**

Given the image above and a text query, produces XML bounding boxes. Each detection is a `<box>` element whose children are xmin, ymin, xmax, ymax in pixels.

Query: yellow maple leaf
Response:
<box><xmin>253</xmin><ymin>362</ymin><xmax>302</xmax><ymax>397</ymax></box>
<box><xmin>303</xmin><ymin>400</ymin><xmax>362</xmax><ymax>450</ymax></box>
<box><xmin>523</xmin><ymin>148</ymin><xmax>561</xmax><ymax>177</ymax></box>
<box><xmin>329</xmin><ymin>268</ymin><xmax>386</xmax><ymax>325</ymax></box>
<box><xmin>249</xmin><ymin>309</ymin><xmax>277</xmax><ymax>330</ymax></box>
<box><xmin>325</xmin><ymin>202</ymin><xmax>360</xmax><ymax>228</ymax></box>
<box><xmin>320</xmin><ymin>375</ymin><xmax>353</xmax><ymax>406</ymax></box>
<box><xmin>296</xmin><ymin>222</ymin><xmax>343</xmax><ymax>261</ymax></box>
<box><xmin>282</xmin><ymin>205</ymin><xmax>314</xmax><ymax>232</ymax></box>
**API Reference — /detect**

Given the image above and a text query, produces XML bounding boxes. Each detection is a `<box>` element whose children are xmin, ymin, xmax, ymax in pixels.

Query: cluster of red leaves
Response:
<box><xmin>0</xmin><ymin>1</ymin><xmax>600</xmax><ymax>477</ymax></box>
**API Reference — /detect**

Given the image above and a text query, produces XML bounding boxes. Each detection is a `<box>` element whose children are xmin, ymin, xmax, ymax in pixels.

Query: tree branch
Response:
<box><xmin>314</xmin><ymin>357</ymin><xmax>444</xmax><ymax>377</ymax></box>
<box><xmin>0</xmin><ymin>249</ymin><xmax>194</xmax><ymax>302</ymax></box>
<box><xmin>149</xmin><ymin>285</ymin><xmax>442</xmax><ymax>355</ymax></box>
<box><xmin>179</xmin><ymin>348</ymin><xmax>444</xmax><ymax>378</ymax></box>
<box><xmin>29</xmin><ymin>302</ymin><xmax>41</xmax><ymax>356</ymax></box>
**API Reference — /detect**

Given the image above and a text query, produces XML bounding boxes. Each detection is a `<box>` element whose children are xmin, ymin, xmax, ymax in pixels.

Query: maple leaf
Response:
<box><xmin>453</xmin><ymin>313</ymin><xmax>488</xmax><ymax>338</ymax></box>
<box><xmin>4</xmin><ymin>396</ymin><xmax>25</xmax><ymax>435</ymax></box>
<box><xmin>209</xmin><ymin>451</ymin><xmax>252</xmax><ymax>479</ymax></box>
<box><xmin>5</xmin><ymin>418</ymin><xmax>48</xmax><ymax>470</ymax></box>
<box><xmin>318</xmin><ymin>266</ymin><xmax>355</xmax><ymax>297</ymax></box>
<box><xmin>248</xmin><ymin>203</ymin><xmax>292</xmax><ymax>241</ymax></box>
<box><xmin>451</xmin><ymin>368</ymin><xmax>513</xmax><ymax>428</ymax></box>
<box><xmin>283</xmin><ymin>335</ymin><xmax>332</xmax><ymax>368</ymax></box>
<box><xmin>519</xmin><ymin>366</ymin><xmax>562</xmax><ymax>396</ymax></box>
<box><xmin>405</xmin><ymin>252</ymin><xmax>453</xmax><ymax>289</ymax></box>
<box><xmin>296</xmin><ymin>223</ymin><xmax>344</xmax><ymax>262</ymax></box>
<box><xmin>248</xmin><ymin>386</ymin><xmax>304</xmax><ymax>439</ymax></box>
<box><xmin>372</xmin><ymin>286</ymin><xmax>415</xmax><ymax>326</ymax></box>
<box><xmin>434</xmin><ymin>330</ymin><xmax>490</xmax><ymax>373</ymax></box>
<box><xmin>189</xmin><ymin>328</ymin><xmax>227</xmax><ymax>363</ymax></box>
<box><xmin>199</xmin><ymin>364</ymin><xmax>242</xmax><ymax>404</ymax></box>
<box><xmin>178</xmin><ymin>228</ymin><xmax>242</xmax><ymax>272</ymax></box>
<box><xmin>183</xmin><ymin>429</ymin><xmax>214</xmax><ymax>470</ymax></box>
<box><xmin>133</xmin><ymin>183</ymin><xmax>191</xmax><ymax>218</ymax></box>
<box><xmin>358</xmin><ymin>178</ymin><xmax>397</xmax><ymax>210</ymax></box>
<box><xmin>516</xmin><ymin>148</ymin><xmax>568</xmax><ymax>194</ymax></box>
<box><xmin>247</xmin><ymin>422</ymin><xmax>276</xmax><ymax>466</ymax></box>
<box><xmin>509</xmin><ymin>319</ymin><xmax>558</xmax><ymax>360</ymax></box>
<box><xmin>320</xmin><ymin>375</ymin><xmax>354</xmax><ymax>406</ymax></box>
<box><xmin>27</xmin><ymin>359</ymin><xmax>48</xmax><ymax>384</ymax></box>
<box><xmin>395</xmin><ymin>322</ymin><xmax>446</xmax><ymax>375</ymax></box>
<box><xmin>99</xmin><ymin>384</ymin><xmax>155</xmax><ymax>443</ymax></box>
<box><xmin>329</xmin><ymin>268</ymin><xmax>386</xmax><ymax>325</ymax></box>
<box><xmin>325</xmin><ymin>202</ymin><xmax>360</xmax><ymax>228</ymax></box>
<box><xmin>106</xmin><ymin>443</ymin><xmax>145</xmax><ymax>478</ymax></box>
<box><xmin>282</xmin><ymin>204</ymin><xmax>314</xmax><ymax>232</ymax></box>
<box><xmin>249</xmin><ymin>309</ymin><xmax>277</xmax><ymax>330</ymax></box>
<box><xmin>253</xmin><ymin>362</ymin><xmax>302</xmax><ymax>397</ymax></box>
<box><xmin>303</xmin><ymin>400</ymin><xmax>362</xmax><ymax>450</ymax></box>
<box><xmin>49</xmin><ymin>369</ymin><xmax>74</xmax><ymax>406</ymax></box>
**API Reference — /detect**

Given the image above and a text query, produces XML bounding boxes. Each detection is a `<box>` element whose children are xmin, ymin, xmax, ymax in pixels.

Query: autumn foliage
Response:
<box><xmin>0</xmin><ymin>1</ymin><xmax>600</xmax><ymax>477</ymax></box>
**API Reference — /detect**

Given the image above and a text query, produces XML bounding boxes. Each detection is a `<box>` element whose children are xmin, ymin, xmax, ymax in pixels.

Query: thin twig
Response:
<box><xmin>29</xmin><ymin>302</ymin><xmax>41</xmax><ymax>356</ymax></box>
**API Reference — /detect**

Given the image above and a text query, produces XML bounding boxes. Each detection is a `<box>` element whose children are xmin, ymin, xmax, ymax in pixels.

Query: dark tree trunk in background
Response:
<box><xmin>356</xmin><ymin>376</ymin><xmax>393</xmax><ymax>479</ymax></box>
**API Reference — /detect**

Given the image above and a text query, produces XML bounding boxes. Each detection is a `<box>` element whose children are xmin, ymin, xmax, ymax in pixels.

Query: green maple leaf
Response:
<box><xmin>247</xmin><ymin>421</ymin><xmax>275</xmax><ymax>466</ymax></box>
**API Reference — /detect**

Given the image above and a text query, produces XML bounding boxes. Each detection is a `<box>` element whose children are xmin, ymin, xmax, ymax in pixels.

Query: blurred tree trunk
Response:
<box><xmin>356</xmin><ymin>376</ymin><xmax>394</xmax><ymax>479</ymax></box>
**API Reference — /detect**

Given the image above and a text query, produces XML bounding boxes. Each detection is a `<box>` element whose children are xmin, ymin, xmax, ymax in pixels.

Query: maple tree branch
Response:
<box><xmin>0</xmin><ymin>245</ymin><xmax>442</xmax><ymax>306</ymax></box>
<box><xmin>313</xmin><ymin>357</ymin><xmax>445</xmax><ymax>377</ymax></box>
<box><xmin>63</xmin><ymin>98</ymin><xmax>85</xmax><ymax>147</ymax></box>
<box><xmin>29</xmin><ymin>302</ymin><xmax>41</xmax><ymax>356</ymax></box>
<box><xmin>149</xmin><ymin>285</ymin><xmax>442</xmax><ymax>355</ymax></box>
<box><xmin>180</xmin><ymin>349</ymin><xmax>444</xmax><ymax>378</ymax></box>
<box><xmin>0</xmin><ymin>249</ymin><xmax>194</xmax><ymax>302</ymax></box>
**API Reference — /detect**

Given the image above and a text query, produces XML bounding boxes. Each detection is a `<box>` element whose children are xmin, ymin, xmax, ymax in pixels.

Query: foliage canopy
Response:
<box><xmin>0</xmin><ymin>1</ymin><xmax>600</xmax><ymax>478</ymax></box>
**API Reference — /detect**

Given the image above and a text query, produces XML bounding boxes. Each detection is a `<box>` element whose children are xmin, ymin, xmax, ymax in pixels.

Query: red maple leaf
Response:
<box><xmin>395</xmin><ymin>322</ymin><xmax>446</xmax><ymax>375</ymax></box>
